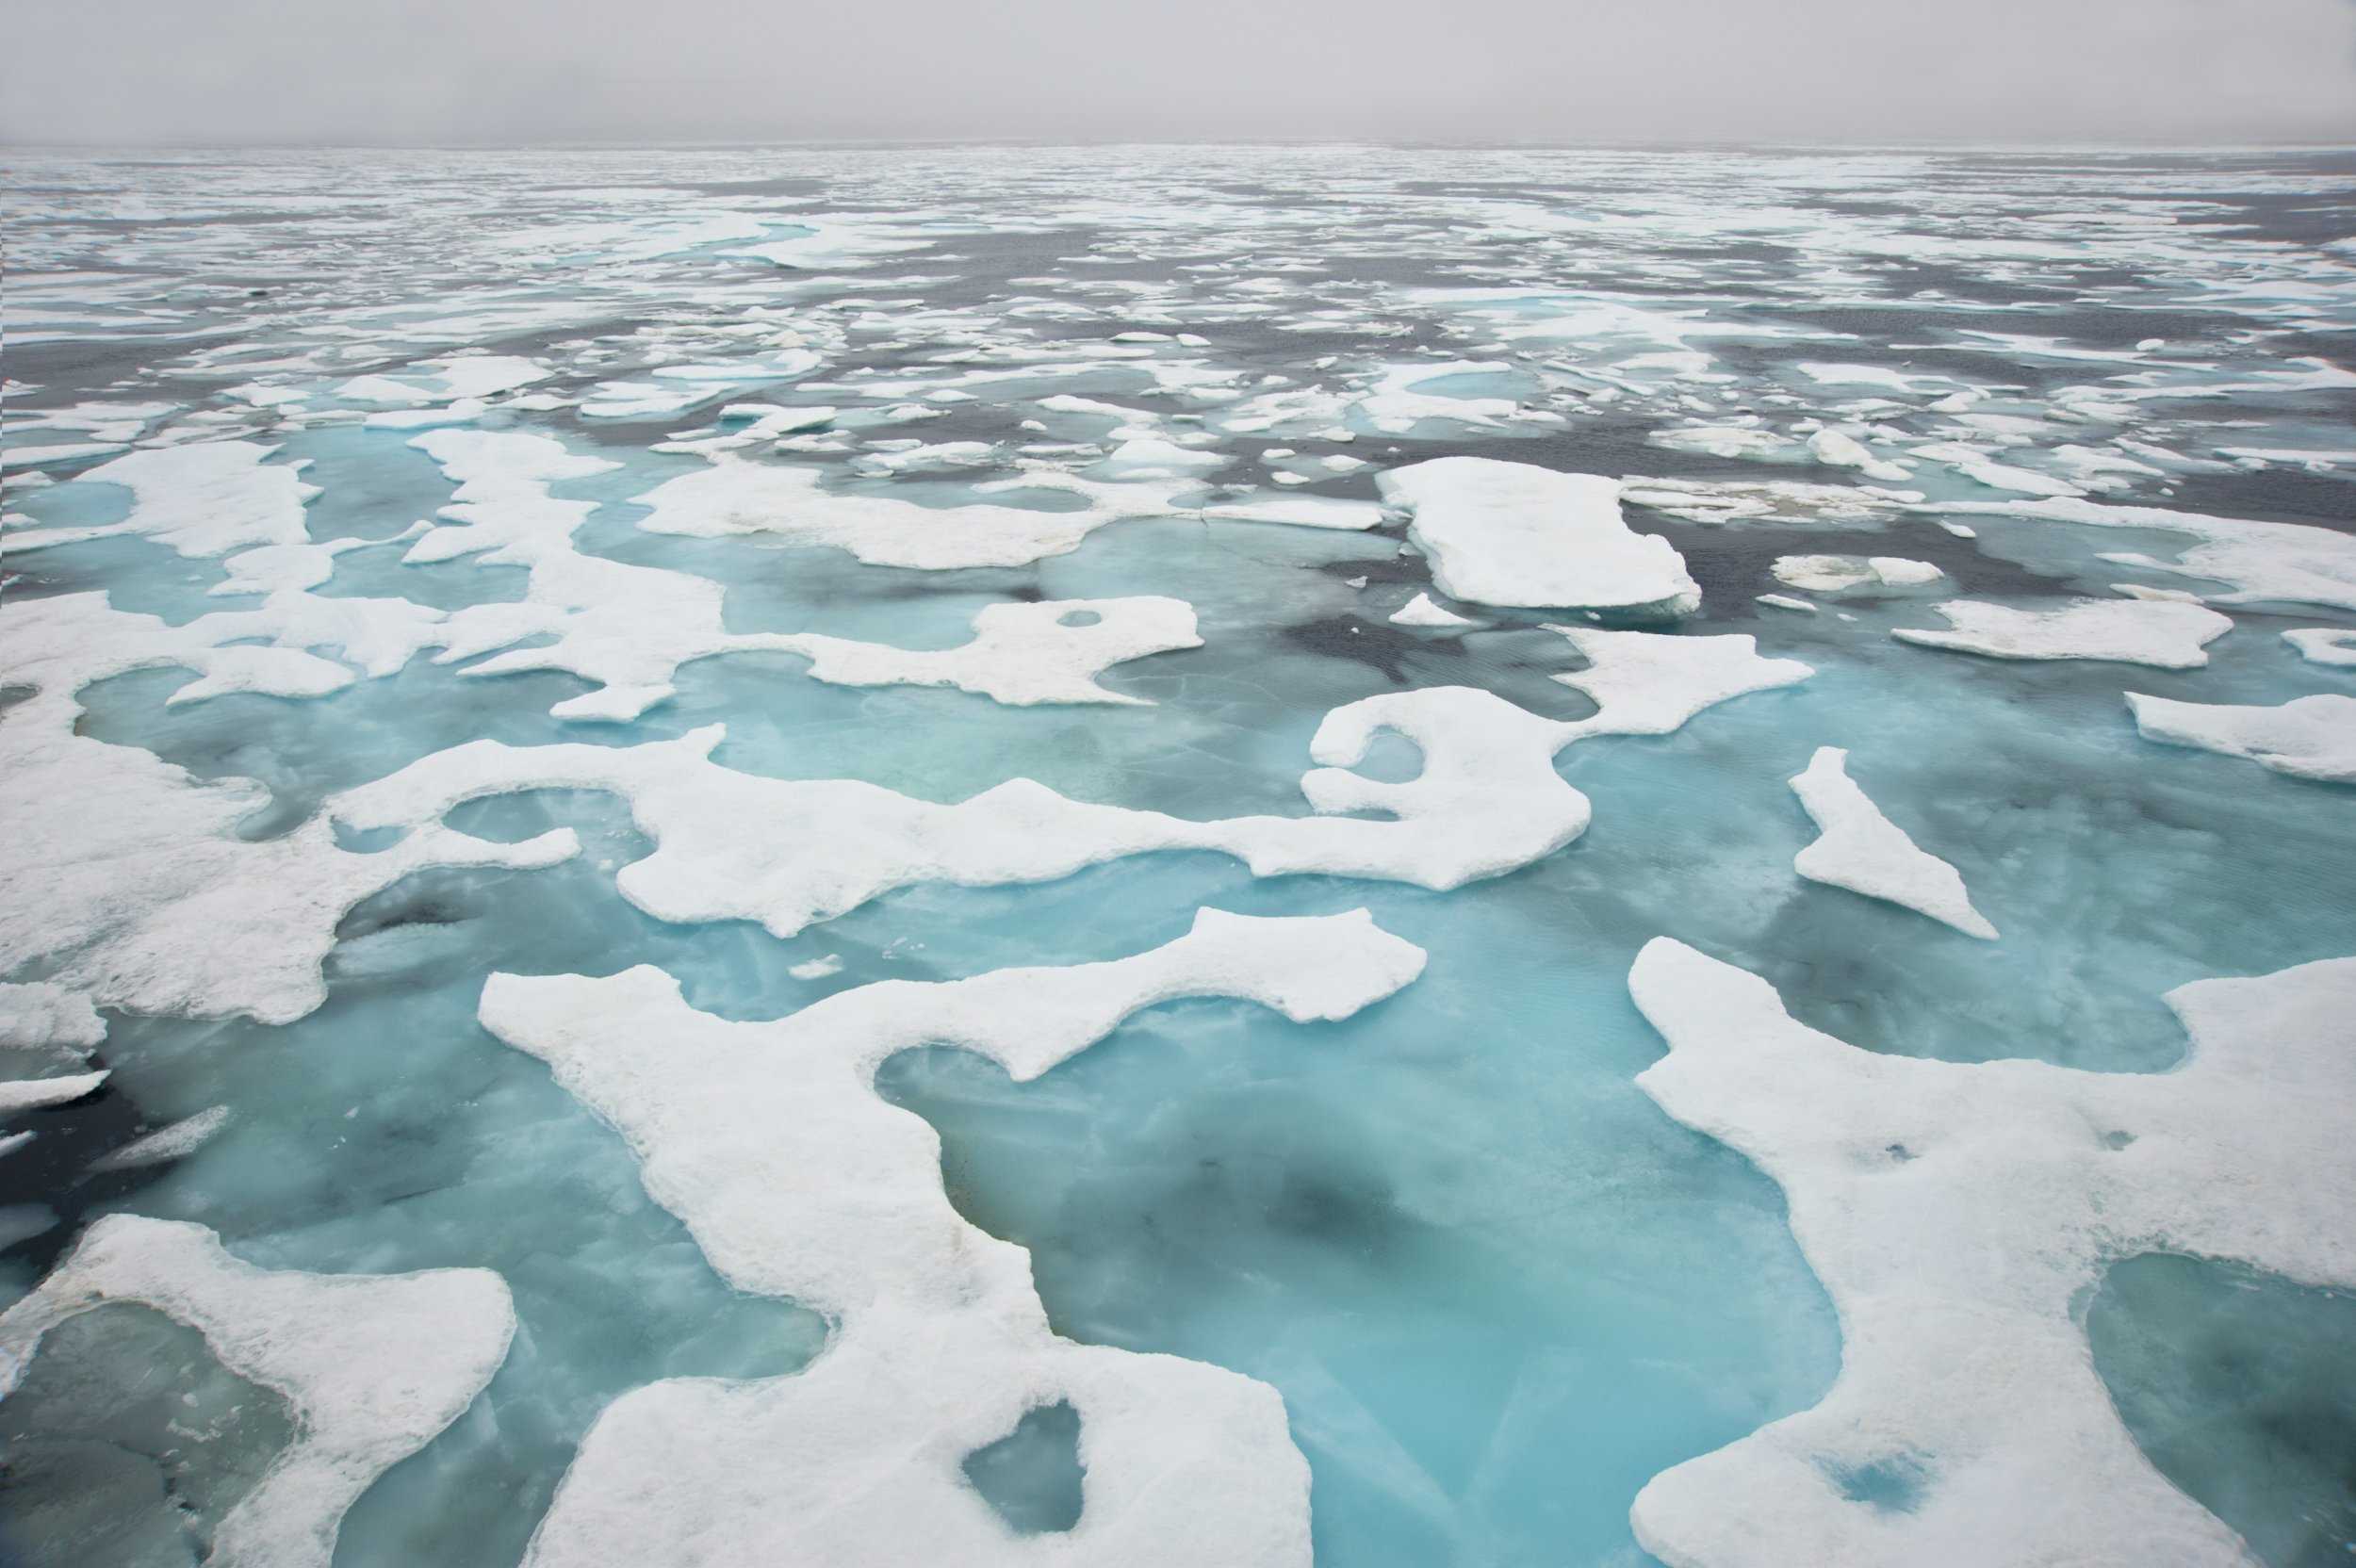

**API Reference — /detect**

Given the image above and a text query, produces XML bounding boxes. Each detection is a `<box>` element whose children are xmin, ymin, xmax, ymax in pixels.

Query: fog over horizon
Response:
<box><xmin>4</xmin><ymin>0</ymin><xmax>2355</xmax><ymax>149</ymax></box>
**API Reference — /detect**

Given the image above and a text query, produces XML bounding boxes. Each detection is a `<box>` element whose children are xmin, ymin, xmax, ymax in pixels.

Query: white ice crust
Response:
<box><xmin>336</xmin><ymin>638</ymin><xmax>1807</xmax><ymax>939</ymax></box>
<box><xmin>1627</xmin><ymin>939</ymin><xmax>2356</xmax><ymax>1567</ymax></box>
<box><xmin>1789</xmin><ymin>747</ymin><xmax>1995</xmax><ymax>938</ymax></box>
<box><xmin>1377</xmin><ymin>457</ymin><xmax>1701</xmax><ymax>613</ymax></box>
<box><xmin>0</xmin><ymin>1216</ymin><xmax>513</xmax><ymax>1568</ymax></box>
<box><xmin>485</xmin><ymin>909</ymin><xmax>1426</xmax><ymax>1568</ymax></box>
<box><xmin>1893</xmin><ymin>598</ymin><xmax>2232</xmax><ymax>668</ymax></box>
<box><xmin>2126</xmin><ymin>692</ymin><xmax>2356</xmax><ymax>783</ymax></box>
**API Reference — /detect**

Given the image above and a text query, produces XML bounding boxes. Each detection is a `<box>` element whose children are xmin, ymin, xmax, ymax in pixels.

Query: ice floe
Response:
<box><xmin>1377</xmin><ymin>457</ymin><xmax>1701</xmax><ymax>614</ymax></box>
<box><xmin>483</xmin><ymin>910</ymin><xmax>1423</xmax><ymax>1568</ymax></box>
<box><xmin>1389</xmin><ymin>592</ymin><xmax>1478</xmax><ymax>629</ymax></box>
<box><xmin>1928</xmin><ymin>496</ymin><xmax>2356</xmax><ymax>613</ymax></box>
<box><xmin>2283</xmin><ymin>628</ymin><xmax>2356</xmax><ymax>667</ymax></box>
<box><xmin>1893</xmin><ymin>598</ymin><xmax>2232</xmax><ymax>668</ymax></box>
<box><xmin>630</xmin><ymin>454</ymin><xmax>1195</xmax><ymax>569</ymax></box>
<box><xmin>1789</xmin><ymin>747</ymin><xmax>1995</xmax><ymax>938</ymax></box>
<box><xmin>1627</xmin><ymin>939</ymin><xmax>2356</xmax><ymax>1567</ymax></box>
<box><xmin>1</xmin><ymin>591</ymin><xmax>578</xmax><ymax>1021</ymax></box>
<box><xmin>1771</xmin><ymin>555</ymin><xmax>1945</xmax><ymax>595</ymax></box>
<box><xmin>1544</xmin><ymin>627</ymin><xmax>1813</xmax><ymax>739</ymax></box>
<box><xmin>5</xmin><ymin>440</ymin><xmax>316</xmax><ymax>560</ymax></box>
<box><xmin>0</xmin><ymin>1216</ymin><xmax>513</xmax><ymax>1568</ymax></box>
<box><xmin>2126</xmin><ymin>693</ymin><xmax>2356</xmax><ymax>784</ymax></box>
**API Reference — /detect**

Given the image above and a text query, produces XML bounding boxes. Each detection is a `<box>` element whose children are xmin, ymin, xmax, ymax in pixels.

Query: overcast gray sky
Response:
<box><xmin>4</xmin><ymin>0</ymin><xmax>2352</xmax><ymax>147</ymax></box>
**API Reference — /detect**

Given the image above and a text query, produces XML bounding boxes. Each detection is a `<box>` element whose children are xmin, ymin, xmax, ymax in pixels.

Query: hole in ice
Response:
<box><xmin>1348</xmin><ymin>726</ymin><xmax>1425</xmax><ymax>784</ymax></box>
<box><xmin>960</xmin><ymin>1400</ymin><xmax>1085</xmax><ymax>1535</ymax></box>
<box><xmin>1820</xmin><ymin>1451</ymin><xmax>1932</xmax><ymax>1513</ymax></box>
<box><xmin>443</xmin><ymin>788</ymin><xmax>618</xmax><ymax>845</ymax></box>
<box><xmin>2102</xmin><ymin>1130</ymin><xmax>2136</xmax><ymax>1151</ymax></box>
<box><xmin>2088</xmin><ymin>1252</ymin><xmax>2356</xmax><ymax>1564</ymax></box>
<box><xmin>333</xmin><ymin>820</ymin><xmax>409</xmax><ymax>853</ymax></box>
<box><xmin>0</xmin><ymin>683</ymin><xmax>39</xmax><ymax>719</ymax></box>
<box><xmin>1885</xmin><ymin>1142</ymin><xmax>1917</xmax><ymax>1163</ymax></box>
<box><xmin>1055</xmin><ymin>608</ymin><xmax>1102</xmax><ymax>629</ymax></box>
<box><xmin>0</xmin><ymin>1302</ymin><xmax>296</xmax><ymax>1566</ymax></box>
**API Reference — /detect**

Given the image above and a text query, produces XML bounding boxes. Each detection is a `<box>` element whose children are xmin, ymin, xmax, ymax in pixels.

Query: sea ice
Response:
<box><xmin>1789</xmin><ymin>747</ymin><xmax>1995</xmax><ymax>938</ymax></box>
<box><xmin>1771</xmin><ymin>555</ymin><xmax>1945</xmax><ymax>595</ymax></box>
<box><xmin>1627</xmin><ymin>939</ymin><xmax>2356</xmax><ymax>1567</ymax></box>
<box><xmin>2125</xmin><ymin>693</ymin><xmax>2356</xmax><ymax>784</ymax></box>
<box><xmin>1893</xmin><ymin>598</ymin><xmax>2232</xmax><ymax>668</ymax></box>
<box><xmin>2283</xmin><ymin>628</ymin><xmax>2356</xmax><ymax>667</ymax></box>
<box><xmin>1377</xmin><ymin>457</ymin><xmax>1701</xmax><ymax>614</ymax></box>
<box><xmin>0</xmin><ymin>1216</ymin><xmax>513</xmax><ymax>1568</ymax></box>
<box><xmin>1388</xmin><ymin>592</ymin><xmax>1478</xmax><ymax>629</ymax></box>
<box><xmin>483</xmin><ymin>910</ymin><xmax>1424</xmax><ymax>1568</ymax></box>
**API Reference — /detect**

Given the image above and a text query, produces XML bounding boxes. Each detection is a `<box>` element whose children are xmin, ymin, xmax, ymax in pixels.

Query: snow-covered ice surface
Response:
<box><xmin>5</xmin><ymin>144</ymin><xmax>2355</xmax><ymax>1568</ymax></box>
<box><xmin>1789</xmin><ymin>747</ymin><xmax>1996</xmax><ymax>938</ymax></box>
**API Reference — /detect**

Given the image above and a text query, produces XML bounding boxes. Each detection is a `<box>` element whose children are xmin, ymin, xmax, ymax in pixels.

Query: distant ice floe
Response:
<box><xmin>1806</xmin><ymin>428</ymin><xmax>1910</xmax><ymax>483</ymax></box>
<box><xmin>2127</xmin><ymin>693</ymin><xmax>2356</xmax><ymax>784</ymax></box>
<box><xmin>1789</xmin><ymin>747</ymin><xmax>1995</xmax><ymax>939</ymax></box>
<box><xmin>1353</xmin><ymin>361</ymin><xmax>1526</xmax><ymax>434</ymax></box>
<box><xmin>1627</xmin><ymin>939</ymin><xmax>2356</xmax><ymax>1567</ymax></box>
<box><xmin>630</xmin><ymin>453</ymin><xmax>1196</xmax><ymax>569</ymax></box>
<box><xmin>1771</xmin><ymin>555</ymin><xmax>1944</xmax><ymax>595</ymax></box>
<box><xmin>483</xmin><ymin>910</ymin><xmax>1424</xmax><ymax>1568</ymax></box>
<box><xmin>404</xmin><ymin>431</ymin><xmax>1199</xmax><ymax>717</ymax></box>
<box><xmin>336</xmin><ymin>634</ymin><xmax>1809</xmax><ymax>939</ymax></box>
<box><xmin>0</xmin><ymin>1216</ymin><xmax>512</xmax><ymax>1568</ymax></box>
<box><xmin>1893</xmin><ymin>598</ymin><xmax>2232</xmax><ymax>669</ymax></box>
<box><xmin>1929</xmin><ymin>496</ymin><xmax>2356</xmax><ymax>613</ymax></box>
<box><xmin>1378</xmin><ymin>457</ymin><xmax>1701</xmax><ymax>614</ymax></box>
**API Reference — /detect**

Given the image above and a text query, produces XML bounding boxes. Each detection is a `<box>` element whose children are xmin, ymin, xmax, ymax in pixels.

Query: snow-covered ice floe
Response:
<box><xmin>334</xmin><ymin>633</ymin><xmax>1808</xmax><ymax>938</ymax></box>
<box><xmin>483</xmin><ymin>909</ymin><xmax>1423</xmax><ymax>1568</ymax></box>
<box><xmin>1377</xmin><ymin>457</ymin><xmax>1701</xmax><ymax>615</ymax></box>
<box><xmin>1628</xmin><ymin>939</ymin><xmax>2356</xmax><ymax>1568</ymax></box>
<box><xmin>1771</xmin><ymin>555</ymin><xmax>1944</xmax><ymax>595</ymax></box>
<box><xmin>0</xmin><ymin>1216</ymin><xmax>513</xmax><ymax>1568</ymax></box>
<box><xmin>2126</xmin><ymin>692</ymin><xmax>2356</xmax><ymax>784</ymax></box>
<box><xmin>1789</xmin><ymin>747</ymin><xmax>1995</xmax><ymax>938</ymax></box>
<box><xmin>1893</xmin><ymin>598</ymin><xmax>2232</xmax><ymax>669</ymax></box>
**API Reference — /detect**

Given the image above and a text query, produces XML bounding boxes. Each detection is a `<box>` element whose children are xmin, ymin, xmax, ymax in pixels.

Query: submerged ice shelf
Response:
<box><xmin>5</xmin><ymin>142</ymin><xmax>2355</xmax><ymax>1568</ymax></box>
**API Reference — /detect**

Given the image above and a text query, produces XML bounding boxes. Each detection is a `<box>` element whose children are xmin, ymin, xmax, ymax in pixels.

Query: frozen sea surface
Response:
<box><xmin>3</xmin><ymin>143</ymin><xmax>2354</xmax><ymax>1567</ymax></box>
